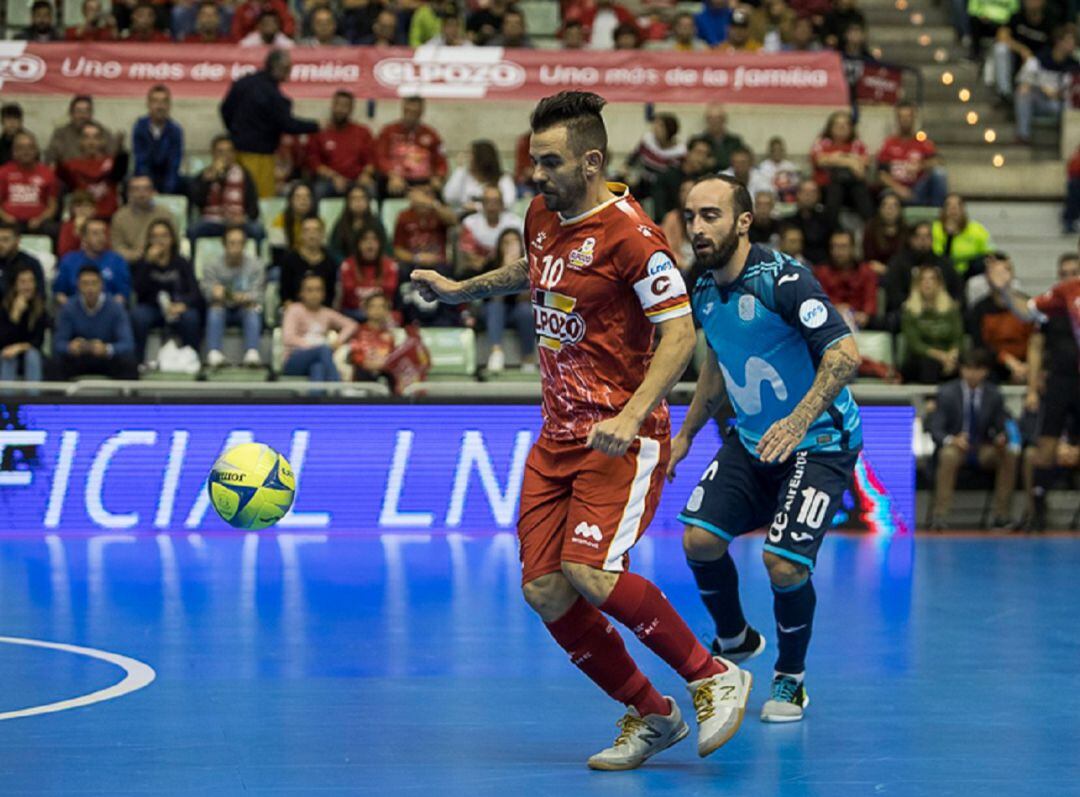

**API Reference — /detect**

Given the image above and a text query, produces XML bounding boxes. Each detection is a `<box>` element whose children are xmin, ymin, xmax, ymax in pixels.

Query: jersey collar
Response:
<box><xmin>558</xmin><ymin>182</ymin><xmax>629</xmax><ymax>226</ymax></box>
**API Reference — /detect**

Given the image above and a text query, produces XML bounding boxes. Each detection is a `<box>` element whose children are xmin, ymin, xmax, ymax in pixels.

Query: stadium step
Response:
<box><xmin>947</xmin><ymin>160</ymin><xmax>1066</xmax><ymax>201</ymax></box>
<box><xmin>872</xmin><ymin>25</ymin><xmax>955</xmax><ymax>47</ymax></box>
<box><xmin>967</xmin><ymin>201</ymin><xmax>1071</xmax><ymax>239</ymax></box>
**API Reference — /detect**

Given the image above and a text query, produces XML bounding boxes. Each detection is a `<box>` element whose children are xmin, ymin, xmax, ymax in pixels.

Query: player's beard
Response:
<box><xmin>690</xmin><ymin>225</ymin><xmax>740</xmax><ymax>287</ymax></box>
<box><xmin>539</xmin><ymin>170</ymin><xmax>587</xmax><ymax>214</ymax></box>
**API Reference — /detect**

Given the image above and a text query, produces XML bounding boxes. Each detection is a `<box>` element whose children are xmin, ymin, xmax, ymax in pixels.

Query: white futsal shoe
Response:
<box><xmin>587</xmin><ymin>697</ymin><xmax>689</xmax><ymax>771</ymax></box>
<box><xmin>686</xmin><ymin>657</ymin><xmax>753</xmax><ymax>757</ymax></box>
<box><xmin>760</xmin><ymin>674</ymin><xmax>809</xmax><ymax>723</ymax></box>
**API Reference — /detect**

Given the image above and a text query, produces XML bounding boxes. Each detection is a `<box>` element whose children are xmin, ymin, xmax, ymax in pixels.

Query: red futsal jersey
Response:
<box><xmin>0</xmin><ymin>162</ymin><xmax>58</xmax><ymax>222</ymax></box>
<box><xmin>58</xmin><ymin>156</ymin><xmax>120</xmax><ymax>218</ymax></box>
<box><xmin>1032</xmin><ymin>277</ymin><xmax>1080</xmax><ymax>368</ymax></box>
<box><xmin>525</xmin><ymin>183</ymin><xmax>691</xmax><ymax>442</ymax></box>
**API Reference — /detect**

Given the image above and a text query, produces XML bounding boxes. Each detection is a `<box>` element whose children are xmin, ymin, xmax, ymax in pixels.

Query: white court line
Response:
<box><xmin>0</xmin><ymin>636</ymin><xmax>156</xmax><ymax>720</ymax></box>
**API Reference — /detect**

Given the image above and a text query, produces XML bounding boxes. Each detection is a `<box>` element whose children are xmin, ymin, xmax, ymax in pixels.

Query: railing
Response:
<box><xmin>0</xmin><ymin>379</ymin><xmax>1027</xmax><ymax>405</ymax></box>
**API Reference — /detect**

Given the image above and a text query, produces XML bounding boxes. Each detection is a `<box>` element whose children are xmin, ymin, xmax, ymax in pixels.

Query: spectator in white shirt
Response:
<box><xmin>458</xmin><ymin>185</ymin><xmax>524</xmax><ymax>273</ymax></box>
<box><xmin>443</xmin><ymin>139</ymin><xmax>517</xmax><ymax>217</ymax></box>
<box><xmin>721</xmin><ymin>147</ymin><xmax>776</xmax><ymax>199</ymax></box>
<box><xmin>756</xmin><ymin>136</ymin><xmax>802</xmax><ymax>202</ymax></box>
<box><xmin>239</xmin><ymin>10</ymin><xmax>294</xmax><ymax>48</ymax></box>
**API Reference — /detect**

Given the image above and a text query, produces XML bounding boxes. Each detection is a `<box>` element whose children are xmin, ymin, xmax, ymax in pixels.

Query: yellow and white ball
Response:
<box><xmin>208</xmin><ymin>443</ymin><xmax>296</xmax><ymax>530</ymax></box>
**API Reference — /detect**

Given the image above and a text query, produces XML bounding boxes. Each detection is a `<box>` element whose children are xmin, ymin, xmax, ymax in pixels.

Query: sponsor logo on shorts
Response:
<box><xmin>533</xmin><ymin>290</ymin><xmax>586</xmax><ymax>352</ymax></box>
<box><xmin>572</xmin><ymin>521</ymin><xmax>603</xmax><ymax>549</ymax></box>
<box><xmin>799</xmin><ymin>299</ymin><xmax>828</xmax><ymax>329</ymax></box>
<box><xmin>567</xmin><ymin>237</ymin><xmax>596</xmax><ymax>269</ymax></box>
<box><xmin>790</xmin><ymin>531</ymin><xmax>814</xmax><ymax>543</ymax></box>
<box><xmin>769</xmin><ymin>450</ymin><xmax>807</xmax><ymax>543</ymax></box>
<box><xmin>686</xmin><ymin>486</ymin><xmax>704</xmax><ymax>512</ymax></box>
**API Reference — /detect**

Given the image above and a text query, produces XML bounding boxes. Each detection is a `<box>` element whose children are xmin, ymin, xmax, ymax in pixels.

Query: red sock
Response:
<box><xmin>545</xmin><ymin>596</ymin><xmax>670</xmax><ymax>717</ymax></box>
<box><xmin>601</xmin><ymin>572</ymin><xmax>726</xmax><ymax>683</ymax></box>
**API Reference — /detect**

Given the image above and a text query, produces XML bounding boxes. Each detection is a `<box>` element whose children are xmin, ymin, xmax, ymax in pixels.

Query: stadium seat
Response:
<box><xmin>7</xmin><ymin>0</ymin><xmax>32</xmax><ymax>27</ymax></box>
<box><xmin>854</xmin><ymin>330</ymin><xmax>894</xmax><ymax>369</ymax></box>
<box><xmin>420</xmin><ymin>327</ymin><xmax>477</xmax><ymax>378</ymax></box>
<box><xmin>19</xmin><ymin>236</ymin><xmax>56</xmax><ymax>283</ymax></box>
<box><xmin>156</xmin><ymin>194</ymin><xmax>190</xmax><ymax>237</ymax></box>
<box><xmin>259</xmin><ymin>197</ymin><xmax>287</xmax><ymax>227</ymax></box>
<box><xmin>512</xmin><ymin>196</ymin><xmax>532</xmax><ymax>219</ymax></box>
<box><xmin>520</xmin><ymin>0</ymin><xmax>560</xmax><ymax>36</ymax></box>
<box><xmin>19</xmin><ymin>234</ymin><xmax>53</xmax><ymax>256</ymax></box>
<box><xmin>380</xmin><ymin>198</ymin><xmax>409</xmax><ymax>238</ymax></box>
<box><xmin>193</xmin><ymin>236</ymin><xmax>259</xmax><ymax>280</ymax></box>
<box><xmin>318</xmin><ymin>197</ymin><xmax>345</xmax><ymax>231</ymax></box>
<box><xmin>186</xmin><ymin>154</ymin><xmax>212</xmax><ymax>175</ymax></box>
<box><xmin>903</xmin><ymin>206</ymin><xmax>939</xmax><ymax>225</ymax></box>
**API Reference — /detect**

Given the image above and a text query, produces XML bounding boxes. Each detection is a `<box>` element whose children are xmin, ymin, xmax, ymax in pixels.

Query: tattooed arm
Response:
<box><xmin>411</xmin><ymin>257</ymin><xmax>530</xmax><ymax>303</ymax></box>
<box><xmin>756</xmin><ymin>335</ymin><xmax>860</xmax><ymax>463</ymax></box>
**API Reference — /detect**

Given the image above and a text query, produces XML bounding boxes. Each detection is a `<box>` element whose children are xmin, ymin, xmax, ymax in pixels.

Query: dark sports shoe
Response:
<box><xmin>760</xmin><ymin>674</ymin><xmax>809</xmax><ymax>723</ymax></box>
<box><xmin>710</xmin><ymin>626</ymin><xmax>766</xmax><ymax>665</ymax></box>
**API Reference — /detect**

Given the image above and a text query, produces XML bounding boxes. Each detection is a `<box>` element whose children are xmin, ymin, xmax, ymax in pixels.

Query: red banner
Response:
<box><xmin>0</xmin><ymin>42</ymin><xmax>848</xmax><ymax>105</ymax></box>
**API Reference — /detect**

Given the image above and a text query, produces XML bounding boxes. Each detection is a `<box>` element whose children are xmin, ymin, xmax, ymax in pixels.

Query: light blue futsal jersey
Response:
<box><xmin>692</xmin><ymin>244</ymin><xmax>862</xmax><ymax>459</ymax></box>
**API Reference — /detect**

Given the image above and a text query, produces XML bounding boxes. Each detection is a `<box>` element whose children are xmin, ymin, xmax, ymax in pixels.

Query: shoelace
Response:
<box><xmin>772</xmin><ymin>676</ymin><xmax>799</xmax><ymax>704</ymax></box>
<box><xmin>613</xmin><ymin>714</ymin><xmax>649</xmax><ymax>747</ymax></box>
<box><xmin>692</xmin><ymin>684</ymin><xmax>715</xmax><ymax>722</ymax></box>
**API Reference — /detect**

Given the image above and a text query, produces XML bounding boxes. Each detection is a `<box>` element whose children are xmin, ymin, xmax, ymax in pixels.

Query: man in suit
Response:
<box><xmin>928</xmin><ymin>348</ymin><xmax>1018</xmax><ymax>530</ymax></box>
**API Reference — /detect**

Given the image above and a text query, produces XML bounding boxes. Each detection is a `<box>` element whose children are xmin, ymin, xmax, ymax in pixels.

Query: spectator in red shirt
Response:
<box><xmin>182</xmin><ymin>2</ymin><xmax>232</xmax><ymax>43</ymax></box>
<box><xmin>58</xmin><ymin>122</ymin><xmax>128</xmax><ymax>220</ymax></box>
<box><xmin>338</xmin><ymin>224</ymin><xmax>401</xmax><ymax>322</ymax></box>
<box><xmin>810</xmin><ymin>109</ymin><xmax>874</xmax><ymax>226</ymax></box>
<box><xmin>566</xmin><ymin>0</ymin><xmax>638</xmax><ymax>48</ymax></box>
<box><xmin>376</xmin><ymin>98</ymin><xmax>449</xmax><ymax>198</ymax></box>
<box><xmin>393</xmin><ymin>183</ymin><xmax>456</xmax><ymax>273</ymax></box>
<box><xmin>513</xmin><ymin>131</ymin><xmax>534</xmax><ymax>194</ymax></box>
<box><xmin>0</xmin><ymin>132</ymin><xmax>59</xmax><ymax>239</ymax></box>
<box><xmin>876</xmin><ymin>101</ymin><xmax>948</xmax><ymax>207</ymax></box>
<box><xmin>123</xmin><ymin>3</ymin><xmax>171</xmax><ymax>41</ymax></box>
<box><xmin>231</xmin><ymin>0</ymin><xmax>295</xmax><ymax>40</ymax></box>
<box><xmin>350</xmin><ymin>293</ymin><xmax>397</xmax><ymax>382</ymax></box>
<box><xmin>308</xmin><ymin>90</ymin><xmax>377</xmax><ymax>201</ymax></box>
<box><xmin>65</xmin><ymin>0</ymin><xmax>117</xmax><ymax>40</ymax></box>
<box><xmin>814</xmin><ymin>230</ymin><xmax>879</xmax><ymax>329</ymax></box>
<box><xmin>58</xmin><ymin>191</ymin><xmax>98</xmax><ymax>258</ymax></box>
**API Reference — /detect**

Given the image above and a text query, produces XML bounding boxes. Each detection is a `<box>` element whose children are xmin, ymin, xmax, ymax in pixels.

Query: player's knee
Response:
<box><xmin>682</xmin><ymin>525</ymin><xmax>728</xmax><ymax>561</ymax></box>
<box><xmin>762</xmin><ymin>551</ymin><xmax>808</xmax><ymax>588</ymax></box>
<box><xmin>560</xmin><ymin>560</ymin><xmax>617</xmax><ymax>606</ymax></box>
<box><xmin>521</xmin><ymin>572</ymin><xmax>578</xmax><ymax>621</ymax></box>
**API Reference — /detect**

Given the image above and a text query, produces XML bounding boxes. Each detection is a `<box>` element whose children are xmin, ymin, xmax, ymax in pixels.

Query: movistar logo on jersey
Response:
<box><xmin>718</xmin><ymin>357</ymin><xmax>789</xmax><ymax>415</ymax></box>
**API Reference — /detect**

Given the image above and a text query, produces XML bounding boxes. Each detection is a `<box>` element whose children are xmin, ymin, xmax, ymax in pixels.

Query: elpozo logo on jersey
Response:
<box><xmin>0</xmin><ymin>43</ymin><xmax>46</xmax><ymax>89</ymax></box>
<box><xmin>533</xmin><ymin>289</ymin><xmax>585</xmax><ymax>352</ymax></box>
<box><xmin>373</xmin><ymin>48</ymin><xmax>525</xmax><ymax>98</ymax></box>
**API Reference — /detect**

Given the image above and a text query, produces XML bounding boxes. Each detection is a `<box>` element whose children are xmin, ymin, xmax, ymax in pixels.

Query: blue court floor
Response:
<box><xmin>1</xmin><ymin>530</ymin><xmax>1078</xmax><ymax>796</ymax></box>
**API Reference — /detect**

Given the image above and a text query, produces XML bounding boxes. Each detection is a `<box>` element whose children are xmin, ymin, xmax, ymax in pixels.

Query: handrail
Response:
<box><xmin>0</xmin><ymin>379</ymin><xmax>1026</xmax><ymax>403</ymax></box>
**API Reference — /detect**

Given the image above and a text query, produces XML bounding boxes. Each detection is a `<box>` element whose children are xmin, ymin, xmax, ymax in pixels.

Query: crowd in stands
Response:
<box><xmin>1</xmin><ymin>1</ymin><xmax>1077</xmax><ymax>524</ymax></box>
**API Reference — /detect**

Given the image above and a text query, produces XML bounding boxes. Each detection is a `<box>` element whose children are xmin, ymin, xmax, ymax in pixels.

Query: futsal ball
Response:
<box><xmin>208</xmin><ymin>443</ymin><xmax>296</xmax><ymax>530</ymax></box>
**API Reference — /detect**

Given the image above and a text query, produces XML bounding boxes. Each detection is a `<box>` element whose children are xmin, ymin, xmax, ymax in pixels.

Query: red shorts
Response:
<box><xmin>517</xmin><ymin>434</ymin><xmax>670</xmax><ymax>584</ymax></box>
